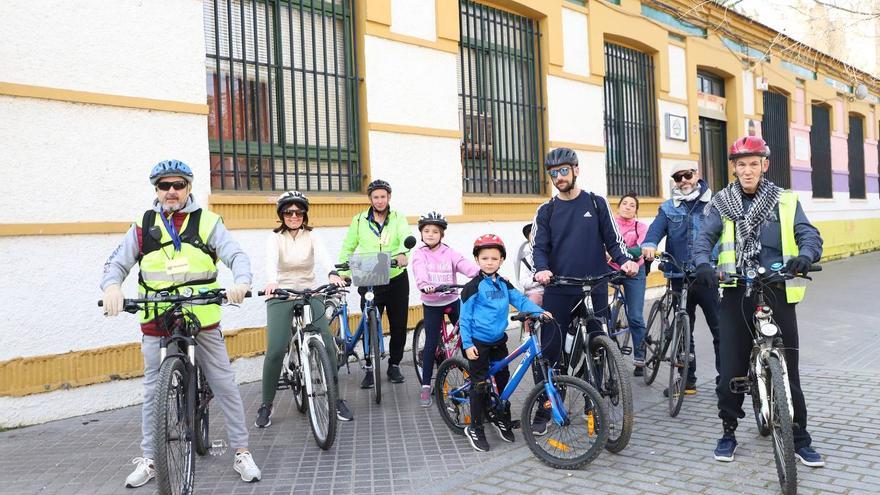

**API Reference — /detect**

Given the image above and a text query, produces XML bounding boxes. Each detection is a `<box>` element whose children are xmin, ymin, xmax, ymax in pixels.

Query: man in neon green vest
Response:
<box><xmin>693</xmin><ymin>136</ymin><xmax>824</xmax><ymax>467</ymax></box>
<box><xmin>101</xmin><ymin>160</ymin><xmax>261</xmax><ymax>487</ymax></box>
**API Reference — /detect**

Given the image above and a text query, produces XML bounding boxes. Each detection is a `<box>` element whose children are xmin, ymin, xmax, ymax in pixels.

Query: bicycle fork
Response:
<box><xmin>753</xmin><ymin>347</ymin><xmax>795</xmax><ymax>424</ymax></box>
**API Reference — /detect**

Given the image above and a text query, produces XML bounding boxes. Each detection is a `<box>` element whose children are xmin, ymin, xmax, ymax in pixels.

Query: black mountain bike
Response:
<box><xmin>99</xmin><ymin>288</ymin><xmax>249</xmax><ymax>495</ymax></box>
<box><xmin>549</xmin><ymin>271</ymin><xmax>634</xmax><ymax>453</ymax></box>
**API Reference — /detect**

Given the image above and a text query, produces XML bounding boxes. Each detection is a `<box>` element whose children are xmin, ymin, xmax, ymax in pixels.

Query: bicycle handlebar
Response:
<box><xmin>98</xmin><ymin>289</ymin><xmax>253</xmax><ymax>313</ymax></box>
<box><xmin>510</xmin><ymin>312</ymin><xmax>553</xmax><ymax>323</ymax></box>
<box><xmin>720</xmin><ymin>264</ymin><xmax>822</xmax><ymax>284</ymax></box>
<box><xmin>545</xmin><ymin>270</ymin><xmax>626</xmax><ymax>287</ymax></box>
<box><xmin>257</xmin><ymin>283</ymin><xmax>348</xmax><ymax>298</ymax></box>
<box><xmin>420</xmin><ymin>284</ymin><xmax>465</xmax><ymax>294</ymax></box>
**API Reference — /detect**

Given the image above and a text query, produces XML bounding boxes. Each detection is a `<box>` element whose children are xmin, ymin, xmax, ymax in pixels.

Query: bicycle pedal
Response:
<box><xmin>620</xmin><ymin>346</ymin><xmax>632</xmax><ymax>356</ymax></box>
<box><xmin>275</xmin><ymin>380</ymin><xmax>289</xmax><ymax>390</ymax></box>
<box><xmin>510</xmin><ymin>420</ymin><xmax>522</xmax><ymax>430</ymax></box>
<box><xmin>729</xmin><ymin>376</ymin><xmax>750</xmax><ymax>394</ymax></box>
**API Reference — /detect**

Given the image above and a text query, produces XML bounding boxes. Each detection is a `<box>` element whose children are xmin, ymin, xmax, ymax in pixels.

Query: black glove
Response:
<box><xmin>785</xmin><ymin>255</ymin><xmax>812</xmax><ymax>275</ymax></box>
<box><xmin>693</xmin><ymin>263</ymin><xmax>717</xmax><ymax>287</ymax></box>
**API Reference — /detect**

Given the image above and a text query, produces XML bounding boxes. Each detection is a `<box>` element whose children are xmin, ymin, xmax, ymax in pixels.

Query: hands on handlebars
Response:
<box><xmin>99</xmin><ymin>287</ymin><xmax>252</xmax><ymax>316</ymax></box>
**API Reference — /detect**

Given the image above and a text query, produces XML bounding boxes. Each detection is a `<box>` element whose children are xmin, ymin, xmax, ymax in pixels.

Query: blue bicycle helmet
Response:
<box><xmin>544</xmin><ymin>148</ymin><xmax>579</xmax><ymax>169</ymax></box>
<box><xmin>150</xmin><ymin>159</ymin><xmax>194</xmax><ymax>185</ymax></box>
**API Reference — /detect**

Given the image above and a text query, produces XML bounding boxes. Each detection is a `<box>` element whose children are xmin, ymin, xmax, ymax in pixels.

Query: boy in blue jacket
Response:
<box><xmin>460</xmin><ymin>234</ymin><xmax>549</xmax><ymax>452</ymax></box>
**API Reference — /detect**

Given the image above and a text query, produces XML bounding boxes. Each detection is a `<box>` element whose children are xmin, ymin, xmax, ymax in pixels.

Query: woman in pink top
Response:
<box><xmin>609</xmin><ymin>193</ymin><xmax>650</xmax><ymax>376</ymax></box>
<box><xmin>410</xmin><ymin>212</ymin><xmax>479</xmax><ymax>407</ymax></box>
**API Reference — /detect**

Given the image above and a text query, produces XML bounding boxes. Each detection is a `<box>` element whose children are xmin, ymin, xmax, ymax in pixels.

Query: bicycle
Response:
<box><xmin>258</xmin><ymin>284</ymin><xmax>344</xmax><ymax>450</ymax></box>
<box><xmin>548</xmin><ymin>271</ymin><xmax>634</xmax><ymax>454</ymax></box>
<box><xmin>641</xmin><ymin>252</ymin><xmax>694</xmax><ymax>417</ymax></box>
<box><xmin>334</xmin><ymin>236</ymin><xmax>416</xmax><ymax>404</ymax></box>
<box><xmin>722</xmin><ymin>262</ymin><xmax>820</xmax><ymax>495</ymax></box>
<box><xmin>99</xmin><ymin>287</ymin><xmax>249</xmax><ymax>495</ymax></box>
<box><xmin>434</xmin><ymin>313</ymin><xmax>609</xmax><ymax>469</ymax></box>
<box><xmin>412</xmin><ymin>284</ymin><xmax>465</xmax><ymax>383</ymax></box>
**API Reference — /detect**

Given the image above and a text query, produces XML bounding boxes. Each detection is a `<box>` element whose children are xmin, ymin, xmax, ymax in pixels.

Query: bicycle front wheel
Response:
<box><xmin>588</xmin><ymin>334</ymin><xmax>633</xmax><ymax>453</ymax></box>
<box><xmin>412</xmin><ymin>321</ymin><xmax>426</xmax><ymax>383</ymax></box>
<box><xmin>667</xmin><ymin>316</ymin><xmax>690</xmax><ymax>417</ymax></box>
<box><xmin>434</xmin><ymin>357</ymin><xmax>471</xmax><ymax>435</ymax></box>
<box><xmin>306</xmin><ymin>338</ymin><xmax>338</xmax><ymax>450</ymax></box>
<box><xmin>751</xmin><ymin>376</ymin><xmax>771</xmax><ymax>437</ymax></box>
<box><xmin>643</xmin><ymin>299</ymin><xmax>665</xmax><ymax>385</ymax></box>
<box><xmin>193</xmin><ymin>365</ymin><xmax>210</xmax><ymax>456</ymax></box>
<box><xmin>153</xmin><ymin>357</ymin><xmax>194</xmax><ymax>495</ymax></box>
<box><xmin>521</xmin><ymin>376</ymin><xmax>609</xmax><ymax>469</ymax></box>
<box><xmin>368</xmin><ymin>310</ymin><xmax>382</xmax><ymax>405</ymax></box>
<box><xmin>610</xmin><ymin>298</ymin><xmax>631</xmax><ymax>353</ymax></box>
<box><xmin>768</xmin><ymin>355</ymin><xmax>797</xmax><ymax>495</ymax></box>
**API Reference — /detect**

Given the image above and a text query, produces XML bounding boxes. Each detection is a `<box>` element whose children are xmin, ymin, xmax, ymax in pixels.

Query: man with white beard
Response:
<box><xmin>641</xmin><ymin>163</ymin><xmax>721</xmax><ymax>396</ymax></box>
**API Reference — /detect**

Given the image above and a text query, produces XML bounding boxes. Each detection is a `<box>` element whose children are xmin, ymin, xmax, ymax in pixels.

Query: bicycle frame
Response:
<box><xmin>335</xmin><ymin>287</ymin><xmax>385</xmax><ymax>365</ymax></box>
<box><xmin>288</xmin><ymin>300</ymin><xmax>327</xmax><ymax>399</ymax></box>
<box><xmin>448</xmin><ymin>328</ymin><xmax>571</xmax><ymax>425</ymax></box>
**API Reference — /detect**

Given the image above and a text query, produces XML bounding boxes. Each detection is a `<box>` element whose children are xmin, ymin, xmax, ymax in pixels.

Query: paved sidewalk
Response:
<box><xmin>2</xmin><ymin>252</ymin><xmax>880</xmax><ymax>494</ymax></box>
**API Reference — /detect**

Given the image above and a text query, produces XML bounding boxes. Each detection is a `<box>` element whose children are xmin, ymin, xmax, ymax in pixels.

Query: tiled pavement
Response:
<box><xmin>3</xmin><ymin>252</ymin><xmax>880</xmax><ymax>494</ymax></box>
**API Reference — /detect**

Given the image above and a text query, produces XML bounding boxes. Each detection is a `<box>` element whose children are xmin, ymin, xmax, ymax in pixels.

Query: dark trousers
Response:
<box><xmin>716</xmin><ymin>285</ymin><xmax>812</xmax><ymax>449</ymax></box>
<box><xmin>421</xmin><ymin>301</ymin><xmax>461</xmax><ymax>386</ymax></box>
<box><xmin>670</xmin><ymin>279</ymin><xmax>721</xmax><ymax>384</ymax></box>
<box><xmin>468</xmin><ymin>335</ymin><xmax>510</xmax><ymax>428</ymax></box>
<box><xmin>358</xmin><ymin>270</ymin><xmax>410</xmax><ymax>367</ymax></box>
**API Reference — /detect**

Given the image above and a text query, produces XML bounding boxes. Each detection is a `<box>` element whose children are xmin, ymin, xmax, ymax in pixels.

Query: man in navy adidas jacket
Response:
<box><xmin>531</xmin><ymin>148</ymin><xmax>638</xmax><ymax>432</ymax></box>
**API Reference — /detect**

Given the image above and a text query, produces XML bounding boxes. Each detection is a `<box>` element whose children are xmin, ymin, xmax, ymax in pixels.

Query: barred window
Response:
<box><xmin>204</xmin><ymin>0</ymin><xmax>360</xmax><ymax>192</ymax></box>
<box><xmin>809</xmin><ymin>104</ymin><xmax>832</xmax><ymax>199</ymax></box>
<box><xmin>604</xmin><ymin>43</ymin><xmax>659</xmax><ymax>196</ymax></box>
<box><xmin>847</xmin><ymin>114</ymin><xmax>866</xmax><ymax>199</ymax></box>
<box><xmin>457</xmin><ymin>0</ymin><xmax>545</xmax><ymax>195</ymax></box>
<box><xmin>761</xmin><ymin>90</ymin><xmax>791</xmax><ymax>189</ymax></box>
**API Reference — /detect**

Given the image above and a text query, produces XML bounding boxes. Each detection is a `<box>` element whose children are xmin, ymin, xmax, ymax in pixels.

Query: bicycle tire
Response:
<box><xmin>521</xmin><ymin>376</ymin><xmax>609</xmax><ymax>469</ymax></box>
<box><xmin>667</xmin><ymin>316</ymin><xmax>689</xmax><ymax>417</ymax></box>
<box><xmin>152</xmin><ymin>357</ymin><xmax>194</xmax><ymax>495</ymax></box>
<box><xmin>768</xmin><ymin>355</ymin><xmax>797</xmax><ymax>495</ymax></box>
<box><xmin>587</xmin><ymin>334</ymin><xmax>633</xmax><ymax>453</ymax></box>
<box><xmin>193</xmin><ymin>365</ymin><xmax>210</xmax><ymax>456</ymax></box>
<box><xmin>611</xmin><ymin>298</ymin><xmax>631</xmax><ymax>352</ymax></box>
<box><xmin>306</xmin><ymin>338</ymin><xmax>339</xmax><ymax>450</ymax></box>
<box><xmin>643</xmin><ymin>299</ymin><xmax>665</xmax><ymax>385</ymax></box>
<box><xmin>434</xmin><ymin>357</ymin><xmax>471</xmax><ymax>435</ymax></box>
<box><xmin>369</xmin><ymin>309</ymin><xmax>382</xmax><ymax>405</ymax></box>
<box><xmin>751</xmin><ymin>377</ymin><xmax>772</xmax><ymax>437</ymax></box>
<box><xmin>290</xmin><ymin>338</ymin><xmax>307</xmax><ymax>413</ymax></box>
<box><xmin>412</xmin><ymin>320</ymin><xmax>426</xmax><ymax>383</ymax></box>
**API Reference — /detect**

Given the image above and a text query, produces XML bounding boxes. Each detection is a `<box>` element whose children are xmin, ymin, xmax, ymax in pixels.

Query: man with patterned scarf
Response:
<box><xmin>693</xmin><ymin>136</ymin><xmax>824</xmax><ymax>467</ymax></box>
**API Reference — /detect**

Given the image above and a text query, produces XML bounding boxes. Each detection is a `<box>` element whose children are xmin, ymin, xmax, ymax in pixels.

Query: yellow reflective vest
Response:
<box><xmin>717</xmin><ymin>190</ymin><xmax>806</xmax><ymax>303</ymax></box>
<box><xmin>136</xmin><ymin>209</ymin><xmax>222</xmax><ymax>327</ymax></box>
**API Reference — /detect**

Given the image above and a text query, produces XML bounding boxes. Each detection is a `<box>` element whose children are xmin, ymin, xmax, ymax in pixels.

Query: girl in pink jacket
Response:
<box><xmin>410</xmin><ymin>212</ymin><xmax>479</xmax><ymax>407</ymax></box>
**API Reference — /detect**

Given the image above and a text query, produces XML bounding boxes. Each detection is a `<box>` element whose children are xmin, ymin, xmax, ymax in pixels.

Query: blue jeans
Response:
<box><xmin>621</xmin><ymin>265</ymin><xmax>647</xmax><ymax>361</ymax></box>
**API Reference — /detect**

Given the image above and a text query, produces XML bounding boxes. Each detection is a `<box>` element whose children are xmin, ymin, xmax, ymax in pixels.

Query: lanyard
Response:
<box><xmin>367</xmin><ymin>209</ymin><xmax>386</xmax><ymax>239</ymax></box>
<box><xmin>160</xmin><ymin>211</ymin><xmax>183</xmax><ymax>252</ymax></box>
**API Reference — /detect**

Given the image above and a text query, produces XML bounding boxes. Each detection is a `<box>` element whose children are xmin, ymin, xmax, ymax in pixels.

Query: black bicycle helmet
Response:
<box><xmin>544</xmin><ymin>147</ymin><xmax>579</xmax><ymax>169</ymax></box>
<box><xmin>275</xmin><ymin>191</ymin><xmax>309</xmax><ymax>215</ymax></box>
<box><xmin>418</xmin><ymin>211</ymin><xmax>448</xmax><ymax>231</ymax></box>
<box><xmin>367</xmin><ymin>179</ymin><xmax>392</xmax><ymax>195</ymax></box>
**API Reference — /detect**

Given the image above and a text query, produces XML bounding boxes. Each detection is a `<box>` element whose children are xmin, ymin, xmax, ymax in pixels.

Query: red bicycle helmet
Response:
<box><xmin>473</xmin><ymin>234</ymin><xmax>506</xmax><ymax>258</ymax></box>
<box><xmin>729</xmin><ymin>136</ymin><xmax>770</xmax><ymax>160</ymax></box>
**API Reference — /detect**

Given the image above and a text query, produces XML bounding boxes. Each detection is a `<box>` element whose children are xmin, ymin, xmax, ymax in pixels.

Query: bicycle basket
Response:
<box><xmin>348</xmin><ymin>252</ymin><xmax>391</xmax><ymax>286</ymax></box>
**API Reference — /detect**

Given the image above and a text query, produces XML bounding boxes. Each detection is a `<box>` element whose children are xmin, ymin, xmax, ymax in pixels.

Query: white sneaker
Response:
<box><xmin>124</xmin><ymin>457</ymin><xmax>155</xmax><ymax>488</ymax></box>
<box><xmin>233</xmin><ymin>451</ymin><xmax>261</xmax><ymax>482</ymax></box>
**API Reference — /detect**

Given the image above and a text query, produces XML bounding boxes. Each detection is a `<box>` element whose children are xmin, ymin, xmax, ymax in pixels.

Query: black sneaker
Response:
<box><xmin>465</xmin><ymin>426</ymin><xmax>490</xmax><ymax>452</ymax></box>
<box><xmin>336</xmin><ymin>399</ymin><xmax>354</xmax><ymax>422</ymax></box>
<box><xmin>492</xmin><ymin>419</ymin><xmax>516</xmax><ymax>443</ymax></box>
<box><xmin>633</xmin><ymin>365</ymin><xmax>645</xmax><ymax>377</ymax></box>
<box><xmin>530</xmin><ymin>418</ymin><xmax>549</xmax><ymax>437</ymax></box>
<box><xmin>360</xmin><ymin>370</ymin><xmax>375</xmax><ymax>389</ymax></box>
<box><xmin>387</xmin><ymin>365</ymin><xmax>406</xmax><ymax>384</ymax></box>
<box><xmin>254</xmin><ymin>403</ymin><xmax>272</xmax><ymax>428</ymax></box>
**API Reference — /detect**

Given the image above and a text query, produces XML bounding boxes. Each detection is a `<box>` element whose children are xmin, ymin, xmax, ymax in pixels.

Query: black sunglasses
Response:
<box><xmin>283</xmin><ymin>209</ymin><xmax>305</xmax><ymax>218</ymax></box>
<box><xmin>156</xmin><ymin>180</ymin><xmax>188</xmax><ymax>191</ymax></box>
<box><xmin>672</xmin><ymin>171</ymin><xmax>694</xmax><ymax>182</ymax></box>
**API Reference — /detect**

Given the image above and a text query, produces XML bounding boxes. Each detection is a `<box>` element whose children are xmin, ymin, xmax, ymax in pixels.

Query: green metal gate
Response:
<box><xmin>458</xmin><ymin>0</ymin><xmax>544</xmax><ymax>195</ymax></box>
<box><xmin>603</xmin><ymin>43</ymin><xmax>659</xmax><ymax>197</ymax></box>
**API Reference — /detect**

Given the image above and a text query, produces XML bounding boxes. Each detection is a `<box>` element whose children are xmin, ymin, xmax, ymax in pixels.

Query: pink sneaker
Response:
<box><xmin>419</xmin><ymin>385</ymin><xmax>432</xmax><ymax>407</ymax></box>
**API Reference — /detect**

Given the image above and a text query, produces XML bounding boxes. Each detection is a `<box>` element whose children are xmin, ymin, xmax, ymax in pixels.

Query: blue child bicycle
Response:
<box><xmin>434</xmin><ymin>313</ymin><xmax>609</xmax><ymax>469</ymax></box>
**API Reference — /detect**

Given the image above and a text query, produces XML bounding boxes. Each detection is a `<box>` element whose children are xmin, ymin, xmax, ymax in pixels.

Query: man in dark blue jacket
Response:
<box><xmin>642</xmin><ymin>163</ymin><xmax>721</xmax><ymax>395</ymax></box>
<box><xmin>531</xmin><ymin>148</ymin><xmax>638</xmax><ymax>434</ymax></box>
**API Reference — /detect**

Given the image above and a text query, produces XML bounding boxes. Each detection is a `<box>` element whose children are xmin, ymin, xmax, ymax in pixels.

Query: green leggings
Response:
<box><xmin>262</xmin><ymin>296</ymin><xmax>338</xmax><ymax>404</ymax></box>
